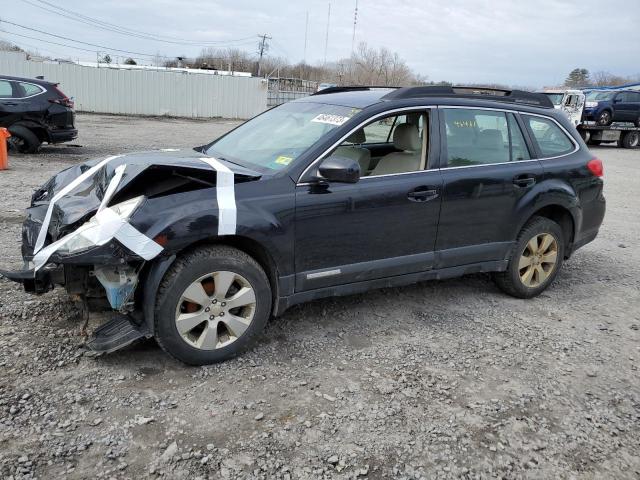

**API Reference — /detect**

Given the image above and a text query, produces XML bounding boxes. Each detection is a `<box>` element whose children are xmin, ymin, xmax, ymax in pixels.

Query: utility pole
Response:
<box><xmin>323</xmin><ymin>2</ymin><xmax>331</xmax><ymax>66</ymax></box>
<box><xmin>303</xmin><ymin>11</ymin><xmax>309</xmax><ymax>65</ymax></box>
<box><xmin>351</xmin><ymin>0</ymin><xmax>358</xmax><ymax>56</ymax></box>
<box><xmin>256</xmin><ymin>33</ymin><xmax>271</xmax><ymax>77</ymax></box>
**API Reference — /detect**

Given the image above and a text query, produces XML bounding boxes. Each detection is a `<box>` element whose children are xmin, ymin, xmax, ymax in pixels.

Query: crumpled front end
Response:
<box><xmin>1</xmin><ymin>150</ymin><xmax>259</xmax><ymax>311</ymax></box>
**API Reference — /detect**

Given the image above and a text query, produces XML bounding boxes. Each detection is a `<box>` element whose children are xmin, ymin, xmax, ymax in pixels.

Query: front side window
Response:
<box><xmin>19</xmin><ymin>82</ymin><xmax>44</xmax><ymax>97</ymax></box>
<box><xmin>327</xmin><ymin>110</ymin><xmax>429</xmax><ymax>177</ymax></box>
<box><xmin>443</xmin><ymin>109</ymin><xmax>530</xmax><ymax>167</ymax></box>
<box><xmin>523</xmin><ymin>115</ymin><xmax>575</xmax><ymax>157</ymax></box>
<box><xmin>205</xmin><ymin>102</ymin><xmax>360</xmax><ymax>172</ymax></box>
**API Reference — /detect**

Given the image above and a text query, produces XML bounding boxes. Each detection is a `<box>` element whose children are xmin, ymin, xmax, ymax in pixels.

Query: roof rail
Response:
<box><xmin>312</xmin><ymin>85</ymin><xmax>397</xmax><ymax>96</ymax></box>
<box><xmin>381</xmin><ymin>86</ymin><xmax>554</xmax><ymax>108</ymax></box>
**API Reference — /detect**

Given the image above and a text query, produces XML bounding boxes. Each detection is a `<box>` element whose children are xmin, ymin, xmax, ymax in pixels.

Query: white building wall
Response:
<box><xmin>0</xmin><ymin>51</ymin><xmax>268</xmax><ymax>119</ymax></box>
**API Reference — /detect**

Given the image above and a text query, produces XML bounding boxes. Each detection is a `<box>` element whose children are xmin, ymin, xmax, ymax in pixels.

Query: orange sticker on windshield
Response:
<box><xmin>275</xmin><ymin>155</ymin><xmax>293</xmax><ymax>165</ymax></box>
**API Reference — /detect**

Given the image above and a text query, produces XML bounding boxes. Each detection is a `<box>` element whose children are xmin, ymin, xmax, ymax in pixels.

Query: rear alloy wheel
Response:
<box><xmin>7</xmin><ymin>125</ymin><xmax>41</xmax><ymax>153</ymax></box>
<box><xmin>518</xmin><ymin>233</ymin><xmax>559</xmax><ymax>288</ymax></box>
<box><xmin>596</xmin><ymin>110</ymin><xmax>612</xmax><ymax>126</ymax></box>
<box><xmin>155</xmin><ymin>246</ymin><xmax>272</xmax><ymax>365</ymax></box>
<box><xmin>493</xmin><ymin>216</ymin><xmax>565</xmax><ymax>298</ymax></box>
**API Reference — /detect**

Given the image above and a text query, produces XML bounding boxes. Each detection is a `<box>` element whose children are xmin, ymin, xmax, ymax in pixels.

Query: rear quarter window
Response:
<box><xmin>523</xmin><ymin>115</ymin><xmax>575</xmax><ymax>158</ymax></box>
<box><xmin>19</xmin><ymin>82</ymin><xmax>44</xmax><ymax>97</ymax></box>
<box><xmin>0</xmin><ymin>80</ymin><xmax>13</xmax><ymax>98</ymax></box>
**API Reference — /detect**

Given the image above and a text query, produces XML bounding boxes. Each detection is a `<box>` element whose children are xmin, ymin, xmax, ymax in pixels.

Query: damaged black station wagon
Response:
<box><xmin>1</xmin><ymin>86</ymin><xmax>606</xmax><ymax>365</ymax></box>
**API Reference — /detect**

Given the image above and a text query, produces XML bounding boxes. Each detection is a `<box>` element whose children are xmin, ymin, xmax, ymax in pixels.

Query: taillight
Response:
<box><xmin>587</xmin><ymin>158</ymin><xmax>603</xmax><ymax>177</ymax></box>
<box><xmin>50</xmin><ymin>86</ymin><xmax>74</xmax><ymax>109</ymax></box>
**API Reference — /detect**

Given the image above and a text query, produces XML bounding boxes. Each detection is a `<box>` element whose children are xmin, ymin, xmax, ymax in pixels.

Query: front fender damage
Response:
<box><xmin>0</xmin><ymin>150</ymin><xmax>255</xmax><ymax>353</ymax></box>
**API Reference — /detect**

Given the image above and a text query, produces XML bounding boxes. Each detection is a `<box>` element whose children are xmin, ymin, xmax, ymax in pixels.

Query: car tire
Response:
<box><xmin>492</xmin><ymin>216</ymin><xmax>565</xmax><ymax>299</ymax></box>
<box><xmin>154</xmin><ymin>245</ymin><xmax>272</xmax><ymax>365</ymax></box>
<box><xmin>596</xmin><ymin>110</ymin><xmax>612</xmax><ymax>126</ymax></box>
<box><xmin>621</xmin><ymin>131</ymin><xmax>640</xmax><ymax>149</ymax></box>
<box><xmin>587</xmin><ymin>139</ymin><xmax>602</xmax><ymax>146</ymax></box>
<box><xmin>7</xmin><ymin>125</ymin><xmax>41</xmax><ymax>153</ymax></box>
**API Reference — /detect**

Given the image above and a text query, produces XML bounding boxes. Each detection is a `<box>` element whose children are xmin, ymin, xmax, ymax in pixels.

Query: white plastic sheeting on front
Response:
<box><xmin>0</xmin><ymin>51</ymin><xmax>268</xmax><ymax>119</ymax></box>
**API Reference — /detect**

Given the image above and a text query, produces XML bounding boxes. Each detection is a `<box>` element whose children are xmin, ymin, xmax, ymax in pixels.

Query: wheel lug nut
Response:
<box><xmin>221</xmin><ymin>302</ymin><xmax>226</xmax><ymax>307</ymax></box>
<box><xmin>219</xmin><ymin>312</ymin><xmax>225</xmax><ymax>317</ymax></box>
<box><xmin>212</xmin><ymin>299</ymin><xmax>217</xmax><ymax>304</ymax></box>
<box><xmin>205</xmin><ymin>307</ymin><xmax>210</xmax><ymax>312</ymax></box>
<box><xmin>209</xmin><ymin>315</ymin><xmax>215</xmax><ymax>320</ymax></box>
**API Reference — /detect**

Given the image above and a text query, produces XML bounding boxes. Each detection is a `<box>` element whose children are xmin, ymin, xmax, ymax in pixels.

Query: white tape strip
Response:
<box><xmin>98</xmin><ymin>164</ymin><xmax>126</xmax><ymax>213</ymax></box>
<box><xmin>199</xmin><ymin>157</ymin><xmax>237</xmax><ymax>235</ymax></box>
<box><xmin>34</xmin><ymin>155</ymin><xmax>123</xmax><ymax>254</ymax></box>
<box><xmin>33</xmin><ymin>165</ymin><xmax>163</xmax><ymax>272</ymax></box>
<box><xmin>33</xmin><ymin>208</ymin><xmax>164</xmax><ymax>271</ymax></box>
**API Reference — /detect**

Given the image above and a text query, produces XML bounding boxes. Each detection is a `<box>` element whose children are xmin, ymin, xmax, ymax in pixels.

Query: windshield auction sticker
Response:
<box><xmin>311</xmin><ymin>114</ymin><xmax>350</xmax><ymax>126</ymax></box>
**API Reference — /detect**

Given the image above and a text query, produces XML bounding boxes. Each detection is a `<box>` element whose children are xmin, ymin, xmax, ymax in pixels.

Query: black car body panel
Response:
<box><xmin>1</xmin><ymin>86</ymin><xmax>605</xmax><ymax>341</ymax></box>
<box><xmin>0</xmin><ymin>74</ymin><xmax>77</xmax><ymax>145</ymax></box>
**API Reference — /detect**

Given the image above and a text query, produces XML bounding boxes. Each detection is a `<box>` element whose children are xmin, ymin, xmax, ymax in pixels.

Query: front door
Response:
<box><xmin>294</xmin><ymin>108</ymin><xmax>442</xmax><ymax>292</ymax></box>
<box><xmin>435</xmin><ymin>107</ymin><xmax>544</xmax><ymax>267</ymax></box>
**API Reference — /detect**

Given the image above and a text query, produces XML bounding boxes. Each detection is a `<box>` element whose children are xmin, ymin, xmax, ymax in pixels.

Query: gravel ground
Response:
<box><xmin>0</xmin><ymin>113</ymin><xmax>639</xmax><ymax>480</ymax></box>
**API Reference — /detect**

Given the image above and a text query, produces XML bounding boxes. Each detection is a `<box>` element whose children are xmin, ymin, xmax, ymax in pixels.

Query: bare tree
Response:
<box><xmin>591</xmin><ymin>71</ymin><xmax>635</xmax><ymax>87</ymax></box>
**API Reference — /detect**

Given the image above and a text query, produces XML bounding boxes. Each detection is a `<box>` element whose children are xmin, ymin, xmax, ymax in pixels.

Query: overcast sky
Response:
<box><xmin>3</xmin><ymin>0</ymin><xmax>639</xmax><ymax>87</ymax></box>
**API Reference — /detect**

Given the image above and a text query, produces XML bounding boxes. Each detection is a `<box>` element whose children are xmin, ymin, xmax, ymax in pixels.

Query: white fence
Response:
<box><xmin>0</xmin><ymin>51</ymin><xmax>268</xmax><ymax>119</ymax></box>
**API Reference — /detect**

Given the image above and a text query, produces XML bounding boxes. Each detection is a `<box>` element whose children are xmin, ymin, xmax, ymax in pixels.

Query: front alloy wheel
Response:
<box><xmin>597</xmin><ymin>110</ymin><xmax>612</xmax><ymax>126</ymax></box>
<box><xmin>175</xmin><ymin>271</ymin><xmax>256</xmax><ymax>350</ymax></box>
<box><xmin>155</xmin><ymin>246</ymin><xmax>272</xmax><ymax>365</ymax></box>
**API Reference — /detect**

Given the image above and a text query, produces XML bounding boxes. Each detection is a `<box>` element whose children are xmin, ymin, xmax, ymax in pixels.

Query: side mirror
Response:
<box><xmin>317</xmin><ymin>155</ymin><xmax>360</xmax><ymax>183</ymax></box>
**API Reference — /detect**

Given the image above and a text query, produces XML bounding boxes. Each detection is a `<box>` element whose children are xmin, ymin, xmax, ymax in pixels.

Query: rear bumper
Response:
<box><xmin>48</xmin><ymin>128</ymin><xmax>78</xmax><ymax>144</ymax></box>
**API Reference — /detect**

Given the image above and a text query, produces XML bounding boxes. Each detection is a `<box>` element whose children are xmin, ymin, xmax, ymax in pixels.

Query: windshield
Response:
<box><xmin>206</xmin><ymin>102</ymin><xmax>360</xmax><ymax>171</ymax></box>
<box><xmin>586</xmin><ymin>91</ymin><xmax>616</xmax><ymax>101</ymax></box>
<box><xmin>544</xmin><ymin>93</ymin><xmax>564</xmax><ymax>105</ymax></box>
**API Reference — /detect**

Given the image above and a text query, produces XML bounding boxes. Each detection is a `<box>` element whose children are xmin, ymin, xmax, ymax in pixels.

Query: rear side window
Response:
<box><xmin>442</xmin><ymin>109</ymin><xmax>530</xmax><ymax>167</ymax></box>
<box><xmin>0</xmin><ymin>80</ymin><xmax>13</xmax><ymax>98</ymax></box>
<box><xmin>19</xmin><ymin>82</ymin><xmax>44</xmax><ymax>97</ymax></box>
<box><xmin>523</xmin><ymin>115</ymin><xmax>575</xmax><ymax>157</ymax></box>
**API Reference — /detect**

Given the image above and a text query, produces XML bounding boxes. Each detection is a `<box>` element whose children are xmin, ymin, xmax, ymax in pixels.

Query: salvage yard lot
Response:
<box><xmin>1</xmin><ymin>113</ymin><xmax>639</xmax><ymax>479</ymax></box>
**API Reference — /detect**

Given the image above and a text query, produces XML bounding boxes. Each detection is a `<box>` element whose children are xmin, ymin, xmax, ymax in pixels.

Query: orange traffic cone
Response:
<box><xmin>0</xmin><ymin>128</ymin><xmax>10</xmax><ymax>170</ymax></box>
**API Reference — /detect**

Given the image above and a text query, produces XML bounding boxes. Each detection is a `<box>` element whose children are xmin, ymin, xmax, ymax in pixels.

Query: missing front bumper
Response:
<box><xmin>0</xmin><ymin>265</ymin><xmax>59</xmax><ymax>294</ymax></box>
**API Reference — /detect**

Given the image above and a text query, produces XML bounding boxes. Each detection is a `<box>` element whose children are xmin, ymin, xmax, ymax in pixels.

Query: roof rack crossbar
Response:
<box><xmin>381</xmin><ymin>86</ymin><xmax>554</xmax><ymax>108</ymax></box>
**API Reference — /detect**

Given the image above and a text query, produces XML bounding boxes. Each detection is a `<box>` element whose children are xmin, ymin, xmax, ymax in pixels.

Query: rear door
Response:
<box><xmin>435</xmin><ymin>107</ymin><xmax>543</xmax><ymax>267</ymax></box>
<box><xmin>0</xmin><ymin>80</ymin><xmax>21</xmax><ymax>127</ymax></box>
<box><xmin>613</xmin><ymin>91</ymin><xmax>635</xmax><ymax>122</ymax></box>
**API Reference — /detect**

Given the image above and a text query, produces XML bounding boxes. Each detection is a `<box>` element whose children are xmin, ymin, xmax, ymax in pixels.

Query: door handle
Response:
<box><xmin>2</xmin><ymin>102</ymin><xmax>18</xmax><ymax>106</ymax></box>
<box><xmin>513</xmin><ymin>175</ymin><xmax>536</xmax><ymax>188</ymax></box>
<box><xmin>407</xmin><ymin>188</ymin><xmax>439</xmax><ymax>202</ymax></box>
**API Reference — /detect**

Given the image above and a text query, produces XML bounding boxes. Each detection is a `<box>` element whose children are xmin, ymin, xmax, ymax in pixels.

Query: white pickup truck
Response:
<box><xmin>539</xmin><ymin>89</ymin><xmax>585</xmax><ymax>126</ymax></box>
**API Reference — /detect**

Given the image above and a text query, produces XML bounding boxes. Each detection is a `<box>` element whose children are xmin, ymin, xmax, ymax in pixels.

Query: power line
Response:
<box><xmin>0</xmin><ymin>18</ymin><xmax>171</xmax><ymax>57</ymax></box>
<box><xmin>22</xmin><ymin>0</ymin><xmax>257</xmax><ymax>46</ymax></box>
<box><xmin>0</xmin><ymin>28</ymin><xmax>100</xmax><ymax>54</ymax></box>
<box><xmin>0</xmin><ymin>18</ymin><xmax>255</xmax><ymax>60</ymax></box>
